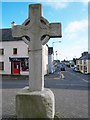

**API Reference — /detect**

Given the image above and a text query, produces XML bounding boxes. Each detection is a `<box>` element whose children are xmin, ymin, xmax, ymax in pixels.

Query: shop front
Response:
<box><xmin>9</xmin><ymin>57</ymin><xmax>29</xmax><ymax>75</ymax></box>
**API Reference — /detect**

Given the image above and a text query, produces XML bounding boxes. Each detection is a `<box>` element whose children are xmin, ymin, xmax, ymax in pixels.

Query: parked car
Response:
<box><xmin>61</xmin><ymin>67</ymin><xmax>65</xmax><ymax>71</ymax></box>
<box><xmin>60</xmin><ymin>64</ymin><xmax>65</xmax><ymax>71</ymax></box>
<box><xmin>73</xmin><ymin>66</ymin><xmax>79</xmax><ymax>72</ymax></box>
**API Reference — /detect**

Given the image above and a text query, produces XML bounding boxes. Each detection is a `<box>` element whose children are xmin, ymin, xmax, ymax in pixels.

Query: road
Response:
<box><xmin>1</xmin><ymin>67</ymin><xmax>89</xmax><ymax>118</ymax></box>
<box><xmin>45</xmin><ymin>67</ymin><xmax>89</xmax><ymax>90</ymax></box>
<box><xmin>2</xmin><ymin>67</ymin><xmax>89</xmax><ymax>90</ymax></box>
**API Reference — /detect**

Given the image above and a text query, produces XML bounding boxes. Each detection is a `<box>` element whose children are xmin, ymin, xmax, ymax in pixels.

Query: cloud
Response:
<box><xmin>65</xmin><ymin>19</ymin><xmax>87</xmax><ymax>33</ymax></box>
<box><xmin>64</xmin><ymin>19</ymin><xmax>88</xmax><ymax>41</ymax></box>
<box><xmin>35</xmin><ymin>0</ymin><xmax>69</xmax><ymax>9</ymax></box>
<box><xmin>80</xmin><ymin>0</ymin><xmax>89</xmax><ymax>3</ymax></box>
<box><xmin>59</xmin><ymin>42</ymin><xmax>88</xmax><ymax>60</ymax></box>
<box><xmin>31</xmin><ymin>0</ymin><xmax>89</xmax><ymax>10</ymax></box>
<box><xmin>45</xmin><ymin>2</ymin><xmax>69</xmax><ymax>9</ymax></box>
<box><xmin>35</xmin><ymin>0</ymin><xmax>89</xmax><ymax>2</ymax></box>
<box><xmin>2</xmin><ymin>0</ymin><xmax>89</xmax><ymax>3</ymax></box>
<box><xmin>52</xmin><ymin>19</ymin><xmax>88</xmax><ymax>60</ymax></box>
<box><xmin>2</xmin><ymin>0</ymin><xmax>89</xmax><ymax>9</ymax></box>
<box><xmin>57</xmin><ymin>19</ymin><xmax>88</xmax><ymax>60</ymax></box>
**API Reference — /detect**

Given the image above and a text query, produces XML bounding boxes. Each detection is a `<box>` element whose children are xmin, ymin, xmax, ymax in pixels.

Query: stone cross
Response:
<box><xmin>12</xmin><ymin>4</ymin><xmax>62</xmax><ymax>91</ymax></box>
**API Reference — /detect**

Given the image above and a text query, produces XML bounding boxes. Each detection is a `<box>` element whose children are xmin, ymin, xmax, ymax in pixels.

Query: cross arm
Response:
<box><xmin>41</xmin><ymin>36</ymin><xmax>50</xmax><ymax>45</ymax></box>
<box><xmin>12</xmin><ymin>25</ymin><xmax>27</xmax><ymax>38</ymax></box>
<box><xmin>49</xmin><ymin>23</ymin><xmax>62</xmax><ymax>38</ymax></box>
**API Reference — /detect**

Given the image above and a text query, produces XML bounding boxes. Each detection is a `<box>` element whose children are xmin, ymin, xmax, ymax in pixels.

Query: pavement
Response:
<box><xmin>1</xmin><ymin>67</ymin><xmax>89</xmax><ymax>119</ymax></box>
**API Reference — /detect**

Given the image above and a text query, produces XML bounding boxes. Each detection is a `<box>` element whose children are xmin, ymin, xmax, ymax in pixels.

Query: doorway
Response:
<box><xmin>11</xmin><ymin>62</ymin><xmax>20</xmax><ymax>75</ymax></box>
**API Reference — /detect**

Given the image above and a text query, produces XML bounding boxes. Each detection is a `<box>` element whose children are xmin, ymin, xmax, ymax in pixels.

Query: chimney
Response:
<box><xmin>82</xmin><ymin>52</ymin><xmax>88</xmax><ymax>57</ymax></box>
<box><xmin>11</xmin><ymin>21</ymin><xmax>16</xmax><ymax>27</ymax></box>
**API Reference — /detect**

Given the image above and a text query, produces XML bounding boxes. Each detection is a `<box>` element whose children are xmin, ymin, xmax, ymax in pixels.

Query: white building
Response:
<box><xmin>48</xmin><ymin>47</ymin><xmax>54</xmax><ymax>73</ymax></box>
<box><xmin>0</xmin><ymin>28</ymin><xmax>48</xmax><ymax>75</ymax></box>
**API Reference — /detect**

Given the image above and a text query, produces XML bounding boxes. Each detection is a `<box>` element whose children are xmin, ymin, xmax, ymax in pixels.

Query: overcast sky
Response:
<box><xmin>1</xmin><ymin>0</ymin><xmax>88</xmax><ymax>61</ymax></box>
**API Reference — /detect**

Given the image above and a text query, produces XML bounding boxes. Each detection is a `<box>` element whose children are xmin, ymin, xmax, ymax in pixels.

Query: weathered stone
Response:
<box><xmin>12</xmin><ymin>4</ymin><xmax>62</xmax><ymax>91</ymax></box>
<box><xmin>16</xmin><ymin>87</ymin><xmax>55</xmax><ymax>118</ymax></box>
<box><xmin>12</xmin><ymin>4</ymin><xmax>62</xmax><ymax>119</ymax></box>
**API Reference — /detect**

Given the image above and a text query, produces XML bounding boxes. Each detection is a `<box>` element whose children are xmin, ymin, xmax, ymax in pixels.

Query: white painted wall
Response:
<box><xmin>43</xmin><ymin>45</ymin><xmax>48</xmax><ymax>75</ymax></box>
<box><xmin>0</xmin><ymin>41</ymin><xmax>48</xmax><ymax>75</ymax></box>
<box><xmin>0</xmin><ymin>41</ymin><xmax>28</xmax><ymax>75</ymax></box>
<box><xmin>88</xmin><ymin>35</ymin><xmax>90</xmax><ymax>54</ymax></box>
<box><xmin>48</xmin><ymin>54</ymin><xmax>54</xmax><ymax>73</ymax></box>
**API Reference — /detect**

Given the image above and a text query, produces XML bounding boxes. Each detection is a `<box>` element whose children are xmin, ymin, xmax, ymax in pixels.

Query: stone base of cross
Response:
<box><xmin>12</xmin><ymin>4</ymin><xmax>62</xmax><ymax>118</ymax></box>
<box><xmin>16</xmin><ymin>87</ymin><xmax>55</xmax><ymax>118</ymax></box>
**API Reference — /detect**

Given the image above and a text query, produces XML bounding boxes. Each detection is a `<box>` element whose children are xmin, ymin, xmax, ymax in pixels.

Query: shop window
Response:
<box><xmin>0</xmin><ymin>62</ymin><xmax>4</xmax><ymax>70</ymax></box>
<box><xmin>0</xmin><ymin>49</ymin><xmax>4</xmax><ymax>55</ymax></box>
<box><xmin>21</xmin><ymin>59</ymin><xmax>29</xmax><ymax>71</ymax></box>
<box><xmin>13</xmin><ymin>48</ymin><xmax>17</xmax><ymax>55</ymax></box>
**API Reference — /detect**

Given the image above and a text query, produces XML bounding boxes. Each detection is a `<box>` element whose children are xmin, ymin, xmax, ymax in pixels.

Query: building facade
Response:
<box><xmin>76</xmin><ymin>52</ymin><xmax>90</xmax><ymax>74</ymax></box>
<box><xmin>0</xmin><ymin>28</ymin><xmax>48</xmax><ymax>75</ymax></box>
<box><xmin>48</xmin><ymin>47</ymin><xmax>54</xmax><ymax>73</ymax></box>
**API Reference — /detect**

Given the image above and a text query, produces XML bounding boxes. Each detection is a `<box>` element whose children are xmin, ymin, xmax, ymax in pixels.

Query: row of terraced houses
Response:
<box><xmin>76</xmin><ymin>52</ymin><xmax>90</xmax><ymax>74</ymax></box>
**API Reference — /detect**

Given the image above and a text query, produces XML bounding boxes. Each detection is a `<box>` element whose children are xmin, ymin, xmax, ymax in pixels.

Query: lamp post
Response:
<box><xmin>52</xmin><ymin>41</ymin><xmax>61</xmax><ymax>61</ymax></box>
<box><xmin>55</xmin><ymin>51</ymin><xmax>59</xmax><ymax>60</ymax></box>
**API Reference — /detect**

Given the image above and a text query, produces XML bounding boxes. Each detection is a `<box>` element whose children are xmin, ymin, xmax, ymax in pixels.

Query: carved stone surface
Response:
<box><xmin>12</xmin><ymin>4</ymin><xmax>62</xmax><ymax>118</ymax></box>
<box><xmin>12</xmin><ymin>4</ymin><xmax>62</xmax><ymax>91</ymax></box>
<box><xmin>16</xmin><ymin>87</ymin><xmax>55</xmax><ymax>118</ymax></box>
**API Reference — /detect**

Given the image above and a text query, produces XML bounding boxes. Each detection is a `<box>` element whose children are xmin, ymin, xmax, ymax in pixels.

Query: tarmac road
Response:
<box><xmin>1</xmin><ymin>67</ymin><xmax>89</xmax><ymax>118</ymax></box>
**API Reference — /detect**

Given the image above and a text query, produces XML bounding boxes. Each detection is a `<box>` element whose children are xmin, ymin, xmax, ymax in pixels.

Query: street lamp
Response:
<box><xmin>52</xmin><ymin>41</ymin><xmax>61</xmax><ymax>48</ymax></box>
<box><xmin>55</xmin><ymin>51</ymin><xmax>58</xmax><ymax>60</ymax></box>
<box><xmin>52</xmin><ymin>41</ymin><xmax>61</xmax><ymax>61</ymax></box>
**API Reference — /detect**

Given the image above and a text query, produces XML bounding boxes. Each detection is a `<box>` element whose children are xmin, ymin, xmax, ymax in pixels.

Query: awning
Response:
<box><xmin>9</xmin><ymin>56</ymin><xmax>29</xmax><ymax>62</ymax></box>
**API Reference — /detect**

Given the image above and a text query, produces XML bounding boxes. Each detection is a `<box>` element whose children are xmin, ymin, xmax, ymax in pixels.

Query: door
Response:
<box><xmin>12</xmin><ymin>62</ymin><xmax>20</xmax><ymax>75</ymax></box>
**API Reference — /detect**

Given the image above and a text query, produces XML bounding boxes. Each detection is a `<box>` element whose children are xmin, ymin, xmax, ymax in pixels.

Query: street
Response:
<box><xmin>45</xmin><ymin>67</ymin><xmax>89</xmax><ymax>90</ymax></box>
<box><xmin>1</xmin><ymin>67</ymin><xmax>89</xmax><ymax>118</ymax></box>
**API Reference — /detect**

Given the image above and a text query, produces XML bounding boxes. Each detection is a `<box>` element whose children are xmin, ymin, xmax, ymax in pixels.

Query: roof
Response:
<box><xmin>82</xmin><ymin>52</ymin><xmax>88</xmax><ymax>57</ymax></box>
<box><xmin>79</xmin><ymin>52</ymin><xmax>90</xmax><ymax>60</ymax></box>
<box><xmin>0</xmin><ymin>28</ymin><xmax>22</xmax><ymax>42</ymax></box>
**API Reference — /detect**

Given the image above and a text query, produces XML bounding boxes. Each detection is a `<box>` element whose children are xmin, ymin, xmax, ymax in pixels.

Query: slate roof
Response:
<box><xmin>79</xmin><ymin>52</ymin><xmax>90</xmax><ymax>60</ymax></box>
<box><xmin>0</xmin><ymin>28</ymin><xmax>22</xmax><ymax>41</ymax></box>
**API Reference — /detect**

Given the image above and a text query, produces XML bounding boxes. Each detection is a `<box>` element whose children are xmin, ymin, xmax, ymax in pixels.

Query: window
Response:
<box><xmin>13</xmin><ymin>48</ymin><xmax>17</xmax><ymax>55</ymax></box>
<box><xmin>84</xmin><ymin>60</ymin><xmax>86</xmax><ymax>64</ymax></box>
<box><xmin>80</xmin><ymin>60</ymin><xmax>82</xmax><ymax>64</ymax></box>
<box><xmin>21</xmin><ymin>59</ymin><xmax>29</xmax><ymax>71</ymax></box>
<box><xmin>0</xmin><ymin>62</ymin><xmax>4</xmax><ymax>70</ymax></box>
<box><xmin>81</xmin><ymin>66</ymin><xmax>82</xmax><ymax>70</ymax></box>
<box><xmin>84</xmin><ymin>66</ymin><xmax>87</xmax><ymax>72</ymax></box>
<box><xmin>77</xmin><ymin>65</ymin><xmax>79</xmax><ymax>70</ymax></box>
<box><xmin>0</xmin><ymin>49</ymin><xmax>4</xmax><ymax>55</ymax></box>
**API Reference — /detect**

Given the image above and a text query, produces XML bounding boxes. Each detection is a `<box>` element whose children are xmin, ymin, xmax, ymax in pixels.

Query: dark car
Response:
<box><xmin>61</xmin><ymin>67</ymin><xmax>65</xmax><ymax>71</ymax></box>
<box><xmin>60</xmin><ymin>64</ymin><xmax>65</xmax><ymax>71</ymax></box>
<box><xmin>73</xmin><ymin>66</ymin><xmax>79</xmax><ymax>72</ymax></box>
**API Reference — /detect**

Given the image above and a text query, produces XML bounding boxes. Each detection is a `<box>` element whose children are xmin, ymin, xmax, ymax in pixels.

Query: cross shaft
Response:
<box><xmin>12</xmin><ymin>4</ymin><xmax>62</xmax><ymax>91</ymax></box>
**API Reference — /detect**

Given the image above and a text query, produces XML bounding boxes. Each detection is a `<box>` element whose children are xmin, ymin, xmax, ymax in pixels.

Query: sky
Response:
<box><xmin>1</xmin><ymin>0</ymin><xmax>89</xmax><ymax>61</ymax></box>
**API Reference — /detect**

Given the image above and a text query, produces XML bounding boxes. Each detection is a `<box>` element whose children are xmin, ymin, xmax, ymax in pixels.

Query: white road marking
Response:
<box><xmin>82</xmin><ymin>79</ymin><xmax>90</xmax><ymax>83</ymax></box>
<box><xmin>66</xmin><ymin>71</ymin><xmax>89</xmax><ymax>83</ymax></box>
<box><xmin>56</xmin><ymin>83</ymin><xmax>87</xmax><ymax>87</ymax></box>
